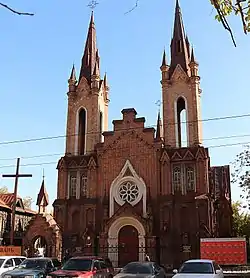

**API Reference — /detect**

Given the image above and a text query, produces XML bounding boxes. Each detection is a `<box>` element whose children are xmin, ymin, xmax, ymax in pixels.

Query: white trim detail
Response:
<box><xmin>174</xmin><ymin>95</ymin><xmax>189</xmax><ymax>148</ymax></box>
<box><xmin>108</xmin><ymin>216</ymin><xmax>146</xmax><ymax>266</ymax></box>
<box><xmin>109</xmin><ymin>160</ymin><xmax>147</xmax><ymax>218</ymax></box>
<box><xmin>74</xmin><ymin>107</ymin><xmax>87</xmax><ymax>155</ymax></box>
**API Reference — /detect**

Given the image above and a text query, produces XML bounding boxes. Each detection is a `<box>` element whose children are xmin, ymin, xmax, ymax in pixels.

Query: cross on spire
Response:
<box><xmin>155</xmin><ymin>100</ymin><xmax>162</xmax><ymax>112</ymax></box>
<box><xmin>87</xmin><ymin>0</ymin><xmax>99</xmax><ymax>10</ymax></box>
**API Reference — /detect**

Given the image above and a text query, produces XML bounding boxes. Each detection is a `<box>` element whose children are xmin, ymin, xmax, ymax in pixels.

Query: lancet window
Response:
<box><xmin>69</xmin><ymin>172</ymin><xmax>77</xmax><ymax>198</ymax></box>
<box><xmin>81</xmin><ymin>175</ymin><xmax>88</xmax><ymax>197</ymax></box>
<box><xmin>186</xmin><ymin>166</ymin><xmax>195</xmax><ymax>191</ymax></box>
<box><xmin>173</xmin><ymin>165</ymin><xmax>182</xmax><ymax>192</ymax></box>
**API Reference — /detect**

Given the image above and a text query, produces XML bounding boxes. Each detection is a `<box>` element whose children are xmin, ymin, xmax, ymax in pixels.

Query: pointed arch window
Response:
<box><xmin>78</xmin><ymin>108</ymin><xmax>86</xmax><ymax>155</ymax></box>
<box><xmin>173</xmin><ymin>165</ymin><xmax>182</xmax><ymax>192</ymax></box>
<box><xmin>186</xmin><ymin>166</ymin><xmax>195</xmax><ymax>191</ymax></box>
<box><xmin>176</xmin><ymin>97</ymin><xmax>188</xmax><ymax>147</ymax></box>
<box><xmin>69</xmin><ymin>172</ymin><xmax>77</xmax><ymax>198</ymax></box>
<box><xmin>99</xmin><ymin>111</ymin><xmax>103</xmax><ymax>142</ymax></box>
<box><xmin>80</xmin><ymin>174</ymin><xmax>88</xmax><ymax>197</ymax></box>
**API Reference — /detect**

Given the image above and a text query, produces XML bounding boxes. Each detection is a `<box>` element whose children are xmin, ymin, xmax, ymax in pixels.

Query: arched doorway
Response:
<box><xmin>118</xmin><ymin>225</ymin><xmax>139</xmax><ymax>267</ymax></box>
<box><xmin>33</xmin><ymin>236</ymin><xmax>48</xmax><ymax>257</ymax></box>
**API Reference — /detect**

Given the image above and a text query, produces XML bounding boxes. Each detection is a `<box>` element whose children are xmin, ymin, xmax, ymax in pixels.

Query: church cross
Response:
<box><xmin>2</xmin><ymin>158</ymin><xmax>32</xmax><ymax>245</ymax></box>
<box><xmin>155</xmin><ymin>100</ymin><xmax>162</xmax><ymax>112</ymax></box>
<box><xmin>87</xmin><ymin>0</ymin><xmax>99</xmax><ymax>10</ymax></box>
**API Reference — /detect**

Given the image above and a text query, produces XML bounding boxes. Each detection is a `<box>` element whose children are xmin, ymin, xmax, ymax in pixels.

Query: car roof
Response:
<box><xmin>185</xmin><ymin>259</ymin><xmax>213</xmax><ymax>263</ymax></box>
<box><xmin>126</xmin><ymin>261</ymin><xmax>154</xmax><ymax>266</ymax></box>
<box><xmin>0</xmin><ymin>256</ymin><xmax>26</xmax><ymax>259</ymax></box>
<box><xmin>24</xmin><ymin>257</ymin><xmax>52</xmax><ymax>261</ymax></box>
<box><xmin>70</xmin><ymin>256</ymin><xmax>105</xmax><ymax>260</ymax></box>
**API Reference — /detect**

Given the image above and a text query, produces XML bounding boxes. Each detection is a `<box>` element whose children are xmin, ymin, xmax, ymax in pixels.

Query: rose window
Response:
<box><xmin>119</xmin><ymin>182</ymin><xmax>139</xmax><ymax>203</ymax></box>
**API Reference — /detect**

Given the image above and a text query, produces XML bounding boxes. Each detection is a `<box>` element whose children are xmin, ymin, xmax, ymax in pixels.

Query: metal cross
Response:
<box><xmin>87</xmin><ymin>0</ymin><xmax>99</xmax><ymax>10</ymax></box>
<box><xmin>155</xmin><ymin>100</ymin><xmax>162</xmax><ymax>112</ymax></box>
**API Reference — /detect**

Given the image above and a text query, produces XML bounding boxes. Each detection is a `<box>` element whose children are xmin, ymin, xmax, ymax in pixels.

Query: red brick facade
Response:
<box><xmin>53</xmin><ymin>2</ymin><xmax>232</xmax><ymax>268</ymax></box>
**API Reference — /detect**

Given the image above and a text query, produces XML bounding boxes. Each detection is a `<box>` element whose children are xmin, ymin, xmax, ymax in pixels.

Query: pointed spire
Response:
<box><xmin>156</xmin><ymin>111</ymin><xmax>163</xmax><ymax>141</ymax></box>
<box><xmin>104</xmin><ymin>72</ymin><xmax>108</xmax><ymax>87</ymax></box>
<box><xmin>161</xmin><ymin>49</ymin><xmax>167</xmax><ymax>67</ymax></box>
<box><xmin>36</xmin><ymin>173</ymin><xmax>49</xmax><ymax>214</ymax></box>
<box><xmin>69</xmin><ymin>64</ymin><xmax>76</xmax><ymax>81</ymax></box>
<box><xmin>169</xmin><ymin>0</ymin><xmax>190</xmax><ymax>77</ymax></box>
<box><xmin>79</xmin><ymin>11</ymin><xmax>98</xmax><ymax>83</ymax></box>
<box><xmin>185</xmin><ymin>35</ymin><xmax>190</xmax><ymax>58</ymax></box>
<box><xmin>191</xmin><ymin>47</ymin><xmax>196</xmax><ymax>63</ymax></box>
<box><xmin>189</xmin><ymin>46</ymin><xmax>199</xmax><ymax>77</ymax></box>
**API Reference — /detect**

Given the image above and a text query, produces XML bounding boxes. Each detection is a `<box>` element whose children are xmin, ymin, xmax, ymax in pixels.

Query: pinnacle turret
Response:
<box><xmin>156</xmin><ymin>111</ymin><xmax>163</xmax><ymax>141</ymax></box>
<box><xmin>36</xmin><ymin>176</ymin><xmax>49</xmax><ymax>214</ymax></box>
<box><xmin>161</xmin><ymin>49</ymin><xmax>167</xmax><ymax>67</ymax></box>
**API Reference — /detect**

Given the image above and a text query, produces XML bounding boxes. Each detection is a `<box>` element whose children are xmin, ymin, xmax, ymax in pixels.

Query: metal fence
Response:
<box><xmin>64</xmin><ymin>245</ymin><xmax>157</xmax><ymax>268</ymax></box>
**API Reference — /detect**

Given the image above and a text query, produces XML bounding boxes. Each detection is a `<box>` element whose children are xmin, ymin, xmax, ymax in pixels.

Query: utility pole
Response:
<box><xmin>2</xmin><ymin>158</ymin><xmax>32</xmax><ymax>245</ymax></box>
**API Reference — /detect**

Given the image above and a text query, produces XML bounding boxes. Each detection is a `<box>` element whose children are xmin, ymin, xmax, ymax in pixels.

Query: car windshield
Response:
<box><xmin>62</xmin><ymin>259</ymin><xmax>92</xmax><ymax>271</ymax></box>
<box><xmin>0</xmin><ymin>259</ymin><xmax>4</xmax><ymax>268</ymax></box>
<box><xmin>121</xmin><ymin>262</ymin><xmax>152</xmax><ymax>274</ymax></box>
<box><xmin>179</xmin><ymin>262</ymin><xmax>213</xmax><ymax>274</ymax></box>
<box><xmin>18</xmin><ymin>259</ymin><xmax>47</xmax><ymax>269</ymax></box>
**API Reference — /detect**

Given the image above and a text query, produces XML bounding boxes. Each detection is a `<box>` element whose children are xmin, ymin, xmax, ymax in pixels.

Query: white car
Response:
<box><xmin>173</xmin><ymin>259</ymin><xmax>224</xmax><ymax>278</ymax></box>
<box><xmin>0</xmin><ymin>256</ymin><xmax>26</xmax><ymax>276</ymax></box>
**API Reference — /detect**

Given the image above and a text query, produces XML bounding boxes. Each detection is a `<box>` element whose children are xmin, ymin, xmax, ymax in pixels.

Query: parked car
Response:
<box><xmin>0</xmin><ymin>256</ymin><xmax>26</xmax><ymax>276</ymax></box>
<box><xmin>2</xmin><ymin>257</ymin><xmax>61</xmax><ymax>278</ymax></box>
<box><xmin>48</xmin><ymin>256</ymin><xmax>114</xmax><ymax>278</ymax></box>
<box><xmin>173</xmin><ymin>259</ymin><xmax>224</xmax><ymax>278</ymax></box>
<box><xmin>114</xmin><ymin>261</ymin><xmax>167</xmax><ymax>278</ymax></box>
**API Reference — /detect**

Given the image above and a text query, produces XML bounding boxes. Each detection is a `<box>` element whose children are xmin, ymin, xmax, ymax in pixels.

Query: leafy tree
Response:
<box><xmin>0</xmin><ymin>186</ymin><xmax>33</xmax><ymax>209</ymax></box>
<box><xmin>232</xmin><ymin>145</ymin><xmax>250</xmax><ymax>209</ymax></box>
<box><xmin>232</xmin><ymin>201</ymin><xmax>250</xmax><ymax>236</ymax></box>
<box><xmin>211</xmin><ymin>0</ymin><xmax>250</xmax><ymax>46</ymax></box>
<box><xmin>0</xmin><ymin>186</ymin><xmax>9</xmax><ymax>194</ymax></box>
<box><xmin>22</xmin><ymin>196</ymin><xmax>33</xmax><ymax>209</ymax></box>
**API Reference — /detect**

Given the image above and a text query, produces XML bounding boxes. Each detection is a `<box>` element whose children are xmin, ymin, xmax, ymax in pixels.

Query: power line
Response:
<box><xmin>0</xmin><ymin>112</ymin><xmax>249</xmax><ymax>147</ymax></box>
<box><xmin>0</xmin><ymin>133</ymin><xmax>250</xmax><ymax>162</ymax></box>
<box><xmin>0</xmin><ymin>140</ymin><xmax>248</xmax><ymax>169</ymax></box>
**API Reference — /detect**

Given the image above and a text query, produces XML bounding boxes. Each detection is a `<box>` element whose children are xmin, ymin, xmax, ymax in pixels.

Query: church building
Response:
<box><xmin>53</xmin><ymin>1</ymin><xmax>232</xmax><ymax>268</ymax></box>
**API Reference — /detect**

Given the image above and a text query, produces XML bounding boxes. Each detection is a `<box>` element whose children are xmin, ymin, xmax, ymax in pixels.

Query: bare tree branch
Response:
<box><xmin>0</xmin><ymin>2</ymin><xmax>34</xmax><ymax>16</ymax></box>
<box><xmin>125</xmin><ymin>0</ymin><xmax>139</xmax><ymax>15</ymax></box>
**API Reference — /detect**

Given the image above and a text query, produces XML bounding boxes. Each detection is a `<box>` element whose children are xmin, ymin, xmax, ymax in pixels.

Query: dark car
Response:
<box><xmin>48</xmin><ymin>256</ymin><xmax>114</xmax><ymax>278</ymax></box>
<box><xmin>114</xmin><ymin>262</ymin><xmax>167</xmax><ymax>278</ymax></box>
<box><xmin>2</xmin><ymin>257</ymin><xmax>61</xmax><ymax>278</ymax></box>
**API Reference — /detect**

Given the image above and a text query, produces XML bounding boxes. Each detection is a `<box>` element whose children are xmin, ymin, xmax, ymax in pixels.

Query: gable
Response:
<box><xmin>102</xmin><ymin>130</ymin><xmax>154</xmax><ymax>156</ymax></box>
<box><xmin>16</xmin><ymin>198</ymin><xmax>25</xmax><ymax>210</ymax></box>
<box><xmin>171</xmin><ymin>64</ymin><xmax>189</xmax><ymax>84</ymax></box>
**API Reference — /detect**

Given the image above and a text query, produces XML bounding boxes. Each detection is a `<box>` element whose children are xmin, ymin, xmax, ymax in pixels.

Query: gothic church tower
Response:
<box><xmin>65</xmin><ymin>12</ymin><xmax>109</xmax><ymax>155</ymax></box>
<box><xmin>161</xmin><ymin>0</ymin><xmax>202</xmax><ymax>148</ymax></box>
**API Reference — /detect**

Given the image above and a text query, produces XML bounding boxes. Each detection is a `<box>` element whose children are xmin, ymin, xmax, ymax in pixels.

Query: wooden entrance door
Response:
<box><xmin>118</xmin><ymin>225</ymin><xmax>139</xmax><ymax>267</ymax></box>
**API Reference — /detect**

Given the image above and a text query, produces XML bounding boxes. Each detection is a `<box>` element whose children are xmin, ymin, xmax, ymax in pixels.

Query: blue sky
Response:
<box><xmin>0</xmin><ymin>0</ymin><xmax>249</xmax><ymax>210</ymax></box>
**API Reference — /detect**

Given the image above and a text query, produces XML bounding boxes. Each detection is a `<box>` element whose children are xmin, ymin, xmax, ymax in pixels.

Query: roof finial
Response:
<box><xmin>42</xmin><ymin>168</ymin><xmax>45</xmax><ymax>181</ymax></box>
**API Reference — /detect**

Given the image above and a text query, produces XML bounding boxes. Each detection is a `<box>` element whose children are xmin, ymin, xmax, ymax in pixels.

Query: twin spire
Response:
<box><xmin>161</xmin><ymin>0</ymin><xmax>197</xmax><ymax>77</ymax></box>
<box><xmin>69</xmin><ymin>11</ymin><xmax>105</xmax><ymax>86</ymax></box>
